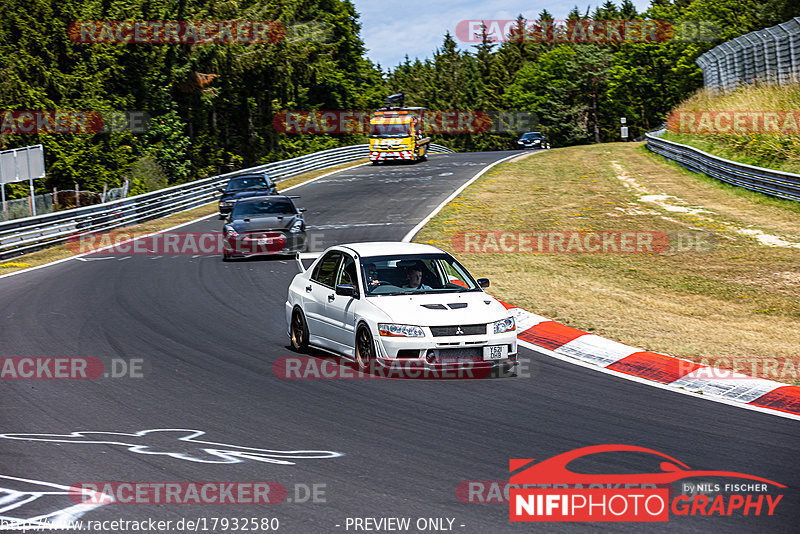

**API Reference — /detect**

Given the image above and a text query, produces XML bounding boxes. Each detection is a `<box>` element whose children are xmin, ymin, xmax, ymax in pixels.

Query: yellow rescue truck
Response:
<box><xmin>368</xmin><ymin>92</ymin><xmax>430</xmax><ymax>164</ymax></box>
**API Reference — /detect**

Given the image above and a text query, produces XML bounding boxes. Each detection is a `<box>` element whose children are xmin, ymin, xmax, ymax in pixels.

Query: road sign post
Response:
<box><xmin>0</xmin><ymin>145</ymin><xmax>46</xmax><ymax>219</ymax></box>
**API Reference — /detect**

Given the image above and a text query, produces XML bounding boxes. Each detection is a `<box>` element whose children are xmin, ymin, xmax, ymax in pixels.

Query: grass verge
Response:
<box><xmin>663</xmin><ymin>83</ymin><xmax>800</xmax><ymax>174</ymax></box>
<box><xmin>415</xmin><ymin>142</ymin><xmax>800</xmax><ymax>384</ymax></box>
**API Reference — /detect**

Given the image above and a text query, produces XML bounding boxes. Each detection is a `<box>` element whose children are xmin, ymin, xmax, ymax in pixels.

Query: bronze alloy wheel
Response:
<box><xmin>290</xmin><ymin>309</ymin><xmax>309</xmax><ymax>352</ymax></box>
<box><xmin>355</xmin><ymin>326</ymin><xmax>374</xmax><ymax>372</ymax></box>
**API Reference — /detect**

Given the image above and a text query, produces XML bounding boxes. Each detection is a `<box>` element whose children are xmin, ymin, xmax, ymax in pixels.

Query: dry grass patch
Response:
<box><xmin>416</xmin><ymin>142</ymin><xmax>800</xmax><ymax>384</ymax></box>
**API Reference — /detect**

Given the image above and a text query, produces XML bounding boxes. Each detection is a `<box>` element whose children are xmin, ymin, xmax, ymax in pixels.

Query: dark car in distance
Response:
<box><xmin>222</xmin><ymin>196</ymin><xmax>306</xmax><ymax>261</ymax></box>
<box><xmin>517</xmin><ymin>131</ymin><xmax>549</xmax><ymax>149</ymax></box>
<box><xmin>218</xmin><ymin>172</ymin><xmax>278</xmax><ymax>218</ymax></box>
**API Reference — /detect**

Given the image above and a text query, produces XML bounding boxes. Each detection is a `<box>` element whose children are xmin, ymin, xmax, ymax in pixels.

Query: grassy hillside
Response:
<box><xmin>416</xmin><ymin>143</ymin><xmax>800</xmax><ymax>384</ymax></box>
<box><xmin>662</xmin><ymin>83</ymin><xmax>800</xmax><ymax>174</ymax></box>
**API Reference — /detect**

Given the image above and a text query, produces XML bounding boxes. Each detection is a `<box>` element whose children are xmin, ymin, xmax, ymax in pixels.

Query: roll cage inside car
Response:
<box><xmin>313</xmin><ymin>251</ymin><xmax>481</xmax><ymax>296</ymax></box>
<box><xmin>310</xmin><ymin>250</ymin><xmax>362</xmax><ymax>297</ymax></box>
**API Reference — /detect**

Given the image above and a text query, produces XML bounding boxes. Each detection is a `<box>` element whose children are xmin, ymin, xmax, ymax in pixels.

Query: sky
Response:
<box><xmin>350</xmin><ymin>0</ymin><xmax>655</xmax><ymax>70</ymax></box>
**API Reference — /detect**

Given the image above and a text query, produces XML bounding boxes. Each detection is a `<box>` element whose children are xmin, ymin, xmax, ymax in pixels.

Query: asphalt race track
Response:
<box><xmin>1</xmin><ymin>151</ymin><xmax>798</xmax><ymax>533</ymax></box>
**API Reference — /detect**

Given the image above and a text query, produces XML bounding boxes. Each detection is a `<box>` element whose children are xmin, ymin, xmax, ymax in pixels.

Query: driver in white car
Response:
<box><xmin>365</xmin><ymin>263</ymin><xmax>381</xmax><ymax>288</ymax></box>
<box><xmin>403</xmin><ymin>266</ymin><xmax>432</xmax><ymax>290</ymax></box>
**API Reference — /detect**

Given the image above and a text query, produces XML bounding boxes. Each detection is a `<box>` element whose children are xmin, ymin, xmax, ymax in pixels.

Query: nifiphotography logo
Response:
<box><xmin>508</xmin><ymin>445</ymin><xmax>785</xmax><ymax>522</ymax></box>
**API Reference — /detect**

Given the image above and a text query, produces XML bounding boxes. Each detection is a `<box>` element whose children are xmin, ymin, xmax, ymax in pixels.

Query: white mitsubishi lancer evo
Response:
<box><xmin>285</xmin><ymin>242</ymin><xmax>518</xmax><ymax>376</ymax></box>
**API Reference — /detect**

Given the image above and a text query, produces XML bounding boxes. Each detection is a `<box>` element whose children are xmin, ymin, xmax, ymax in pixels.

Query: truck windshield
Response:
<box><xmin>370</xmin><ymin>123</ymin><xmax>411</xmax><ymax>138</ymax></box>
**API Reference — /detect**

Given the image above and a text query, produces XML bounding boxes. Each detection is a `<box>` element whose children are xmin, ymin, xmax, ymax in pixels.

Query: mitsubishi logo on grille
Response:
<box><xmin>455</xmin><ymin>326</ymin><xmax>464</xmax><ymax>335</ymax></box>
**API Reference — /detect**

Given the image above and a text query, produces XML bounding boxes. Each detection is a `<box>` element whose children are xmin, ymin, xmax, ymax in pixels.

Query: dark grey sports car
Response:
<box><xmin>222</xmin><ymin>196</ymin><xmax>306</xmax><ymax>261</ymax></box>
<box><xmin>218</xmin><ymin>173</ymin><xmax>278</xmax><ymax>218</ymax></box>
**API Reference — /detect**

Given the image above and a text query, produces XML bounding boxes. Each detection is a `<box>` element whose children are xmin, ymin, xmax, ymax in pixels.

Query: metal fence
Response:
<box><xmin>0</xmin><ymin>183</ymin><xmax>130</xmax><ymax>223</ymax></box>
<box><xmin>0</xmin><ymin>194</ymin><xmax>54</xmax><ymax>222</ymax></box>
<box><xmin>0</xmin><ymin>143</ymin><xmax>454</xmax><ymax>260</ymax></box>
<box><xmin>645</xmin><ymin>130</ymin><xmax>800</xmax><ymax>202</ymax></box>
<box><xmin>104</xmin><ymin>183</ymin><xmax>130</xmax><ymax>203</ymax></box>
<box><xmin>696</xmin><ymin>17</ymin><xmax>800</xmax><ymax>92</ymax></box>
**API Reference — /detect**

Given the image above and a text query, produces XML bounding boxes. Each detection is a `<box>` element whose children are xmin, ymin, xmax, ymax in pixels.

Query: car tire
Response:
<box><xmin>290</xmin><ymin>308</ymin><xmax>310</xmax><ymax>353</ymax></box>
<box><xmin>355</xmin><ymin>324</ymin><xmax>374</xmax><ymax>372</ymax></box>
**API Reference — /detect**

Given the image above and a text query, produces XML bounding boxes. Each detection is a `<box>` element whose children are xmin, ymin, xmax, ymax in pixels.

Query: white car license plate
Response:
<box><xmin>257</xmin><ymin>238</ymin><xmax>273</xmax><ymax>245</ymax></box>
<box><xmin>483</xmin><ymin>345</ymin><xmax>507</xmax><ymax>360</ymax></box>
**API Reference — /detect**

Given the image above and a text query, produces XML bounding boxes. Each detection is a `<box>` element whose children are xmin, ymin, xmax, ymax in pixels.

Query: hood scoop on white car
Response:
<box><xmin>420</xmin><ymin>303</ymin><xmax>469</xmax><ymax>310</ymax></box>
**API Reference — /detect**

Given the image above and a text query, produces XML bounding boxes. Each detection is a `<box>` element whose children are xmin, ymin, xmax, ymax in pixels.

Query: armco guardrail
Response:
<box><xmin>0</xmin><ymin>143</ymin><xmax>455</xmax><ymax>260</ymax></box>
<box><xmin>645</xmin><ymin>131</ymin><xmax>800</xmax><ymax>202</ymax></box>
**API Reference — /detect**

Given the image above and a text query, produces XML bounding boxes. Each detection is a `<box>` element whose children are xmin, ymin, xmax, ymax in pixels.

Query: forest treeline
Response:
<box><xmin>0</xmin><ymin>0</ymin><xmax>797</xmax><ymax>197</ymax></box>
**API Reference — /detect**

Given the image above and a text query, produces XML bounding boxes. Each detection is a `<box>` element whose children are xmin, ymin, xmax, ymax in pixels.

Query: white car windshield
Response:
<box><xmin>361</xmin><ymin>253</ymin><xmax>480</xmax><ymax>296</ymax></box>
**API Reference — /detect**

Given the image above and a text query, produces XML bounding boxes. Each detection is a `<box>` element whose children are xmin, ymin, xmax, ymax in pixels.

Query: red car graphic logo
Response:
<box><xmin>510</xmin><ymin>444</ymin><xmax>785</xmax><ymax>487</ymax></box>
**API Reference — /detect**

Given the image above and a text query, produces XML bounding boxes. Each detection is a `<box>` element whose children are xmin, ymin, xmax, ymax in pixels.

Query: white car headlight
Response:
<box><xmin>378</xmin><ymin>324</ymin><xmax>425</xmax><ymax>337</ymax></box>
<box><xmin>493</xmin><ymin>317</ymin><xmax>515</xmax><ymax>334</ymax></box>
<box><xmin>224</xmin><ymin>225</ymin><xmax>238</xmax><ymax>237</ymax></box>
<box><xmin>290</xmin><ymin>219</ymin><xmax>304</xmax><ymax>233</ymax></box>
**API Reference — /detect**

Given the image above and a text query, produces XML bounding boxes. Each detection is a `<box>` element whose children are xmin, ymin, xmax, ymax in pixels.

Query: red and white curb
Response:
<box><xmin>401</xmin><ymin>153</ymin><xmax>800</xmax><ymax>420</ymax></box>
<box><xmin>499</xmin><ymin>299</ymin><xmax>800</xmax><ymax>419</ymax></box>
